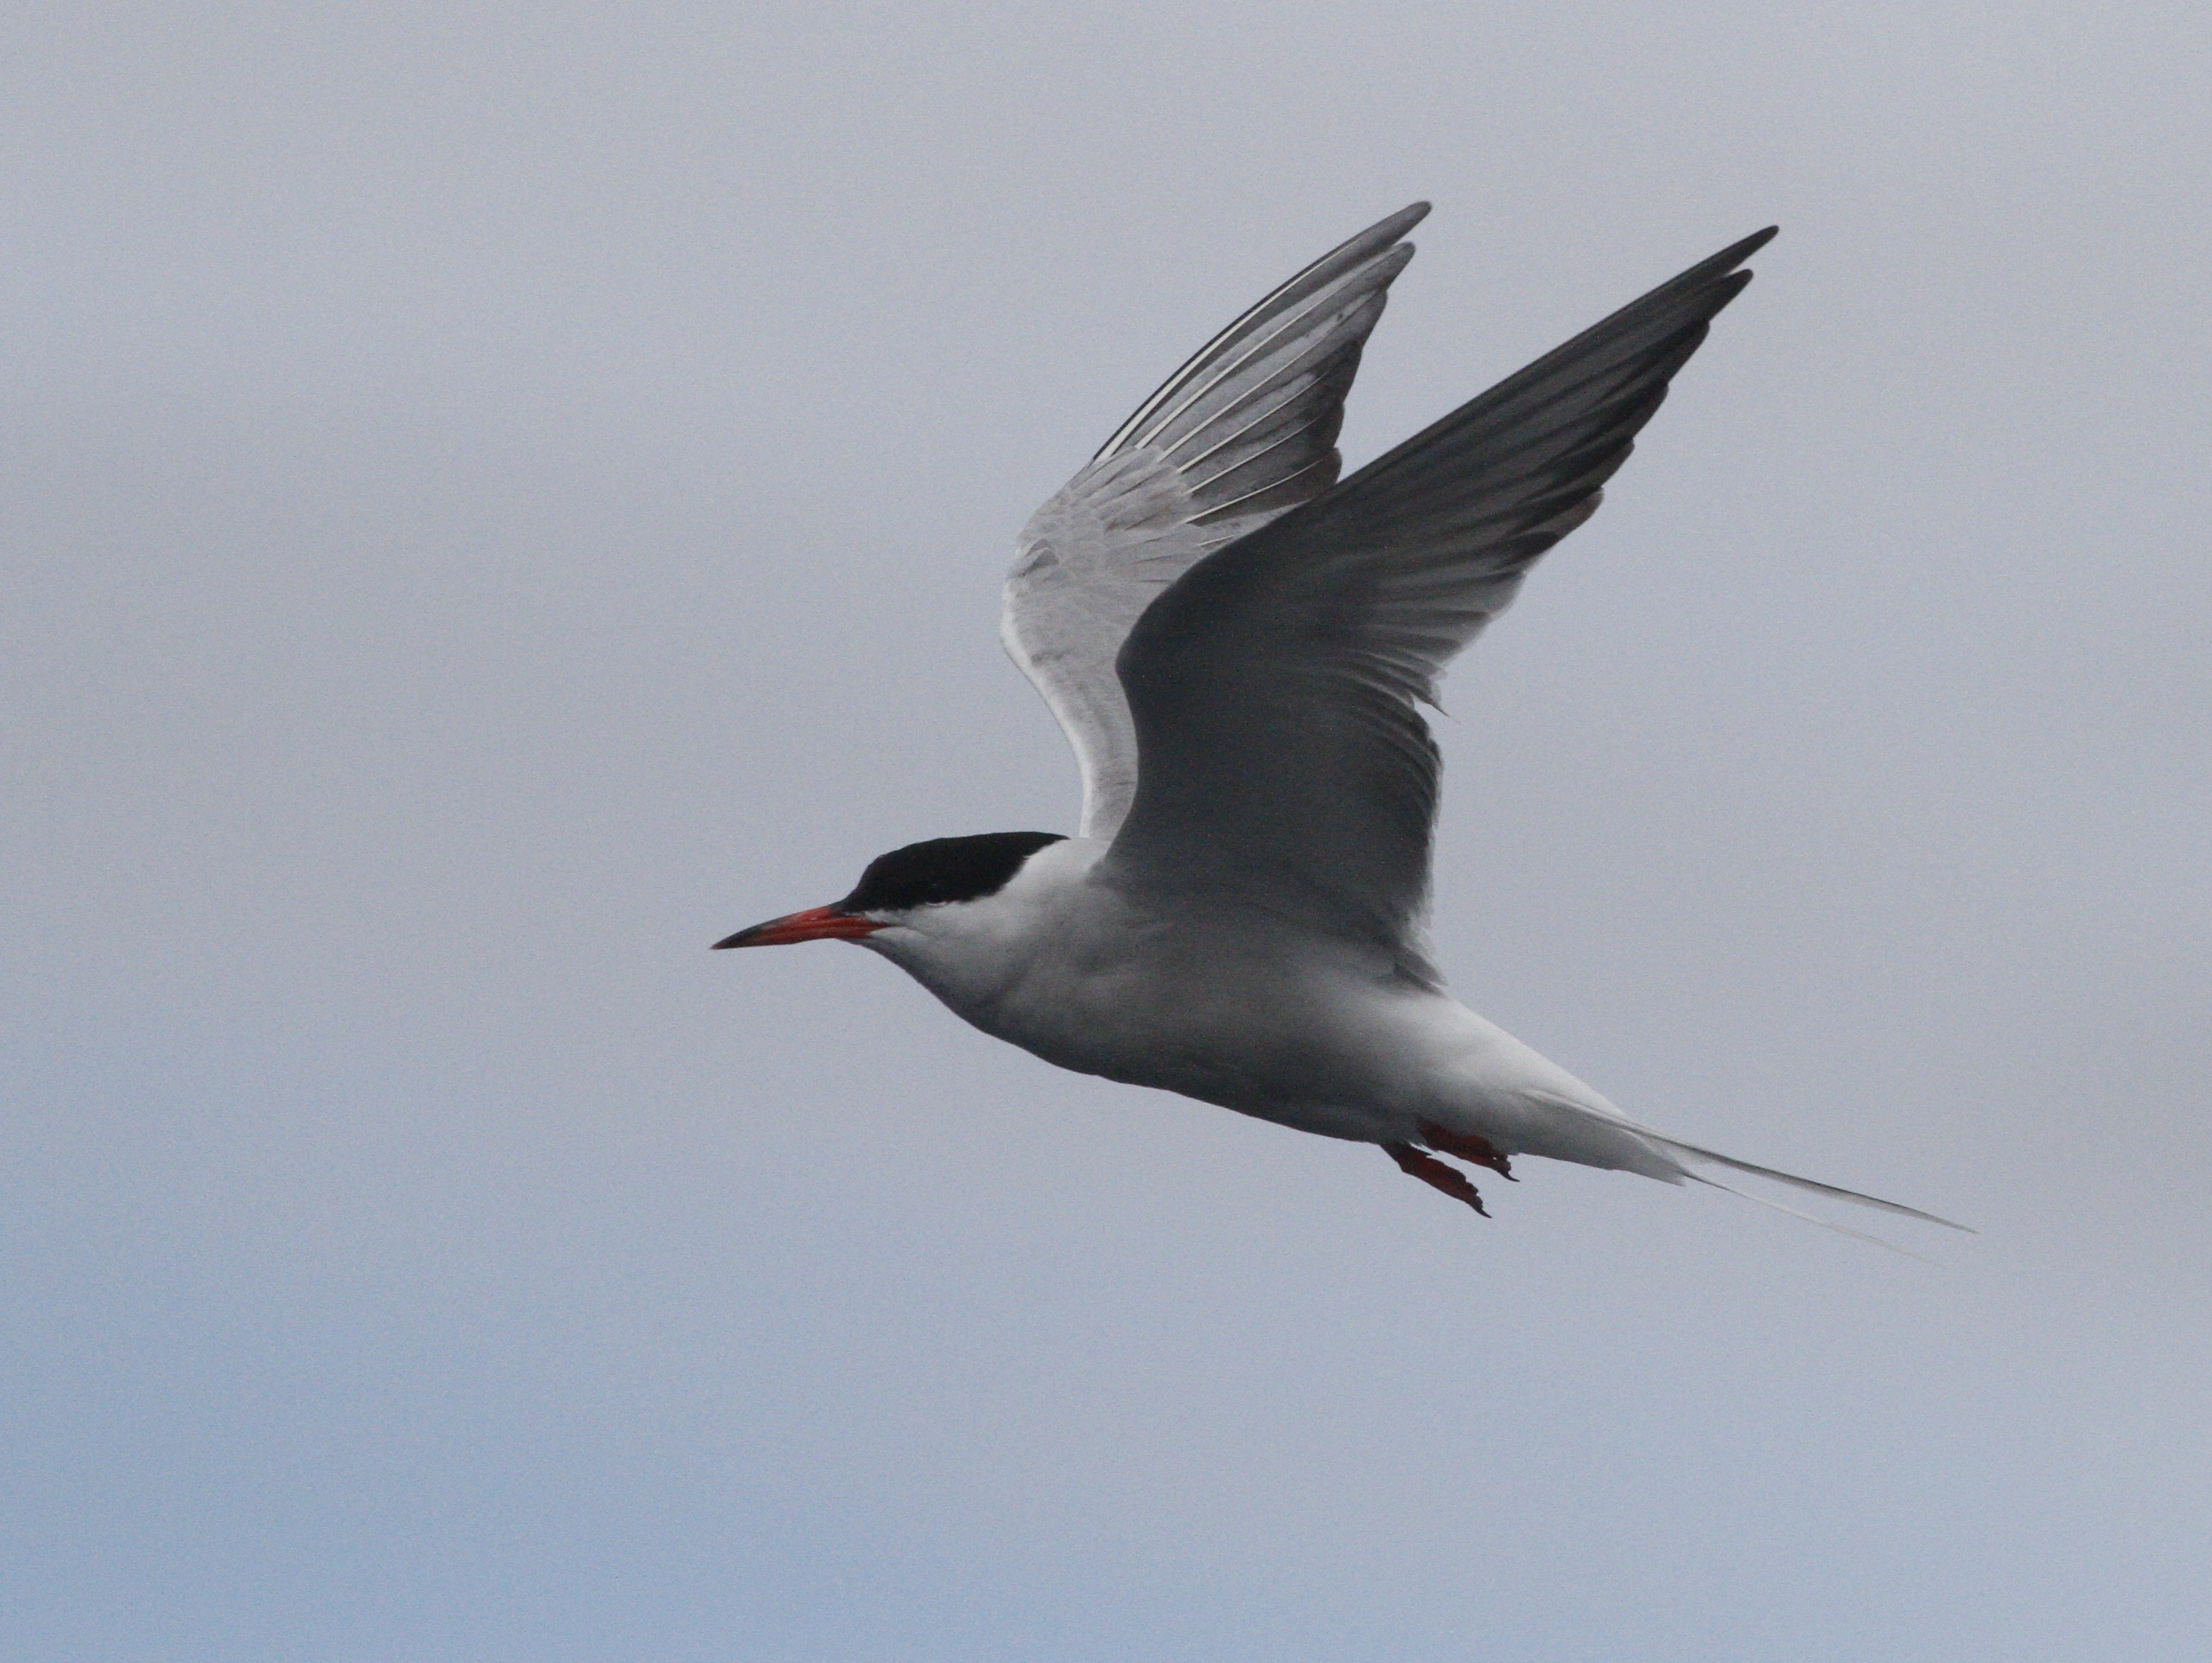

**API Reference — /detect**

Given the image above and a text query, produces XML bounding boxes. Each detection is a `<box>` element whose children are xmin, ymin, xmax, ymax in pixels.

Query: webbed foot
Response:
<box><xmin>1416</xmin><ymin>1120</ymin><xmax>1516</xmax><ymax>1181</ymax></box>
<box><xmin>1384</xmin><ymin>1141</ymin><xmax>1490</xmax><ymax>1217</ymax></box>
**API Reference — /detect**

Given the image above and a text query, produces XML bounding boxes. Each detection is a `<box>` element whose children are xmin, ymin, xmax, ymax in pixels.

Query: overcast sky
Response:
<box><xmin>6</xmin><ymin>3</ymin><xmax>2209</xmax><ymax>1659</ymax></box>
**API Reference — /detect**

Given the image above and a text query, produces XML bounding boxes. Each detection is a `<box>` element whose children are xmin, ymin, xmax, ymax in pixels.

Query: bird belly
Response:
<box><xmin>990</xmin><ymin>966</ymin><xmax>1681</xmax><ymax>1177</ymax></box>
<box><xmin>953</xmin><ymin>936</ymin><xmax>1436</xmax><ymax>1143</ymax></box>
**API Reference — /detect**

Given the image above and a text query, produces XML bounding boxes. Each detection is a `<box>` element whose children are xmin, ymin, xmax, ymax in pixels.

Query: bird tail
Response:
<box><xmin>1631</xmin><ymin>1127</ymin><xmax>1973</xmax><ymax>1244</ymax></box>
<box><xmin>1486</xmin><ymin>1065</ymin><xmax>1968</xmax><ymax>1244</ymax></box>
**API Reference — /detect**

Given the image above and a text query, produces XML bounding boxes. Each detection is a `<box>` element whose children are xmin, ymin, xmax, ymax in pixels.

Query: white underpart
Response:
<box><xmin>862</xmin><ymin>843</ymin><xmax>1679</xmax><ymax>1175</ymax></box>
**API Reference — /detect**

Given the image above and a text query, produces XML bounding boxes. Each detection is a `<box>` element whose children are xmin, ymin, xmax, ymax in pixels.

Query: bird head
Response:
<box><xmin>715</xmin><ymin>832</ymin><xmax>1069</xmax><ymax>950</ymax></box>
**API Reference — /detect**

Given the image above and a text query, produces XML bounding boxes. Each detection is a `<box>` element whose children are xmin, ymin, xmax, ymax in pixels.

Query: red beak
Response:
<box><xmin>713</xmin><ymin>904</ymin><xmax>887</xmax><ymax>949</ymax></box>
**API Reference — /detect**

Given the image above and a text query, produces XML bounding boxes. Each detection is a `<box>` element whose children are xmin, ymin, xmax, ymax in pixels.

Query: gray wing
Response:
<box><xmin>1003</xmin><ymin>204</ymin><xmax>1430</xmax><ymax>840</ymax></box>
<box><xmin>1101</xmin><ymin>228</ymin><xmax>1779</xmax><ymax>984</ymax></box>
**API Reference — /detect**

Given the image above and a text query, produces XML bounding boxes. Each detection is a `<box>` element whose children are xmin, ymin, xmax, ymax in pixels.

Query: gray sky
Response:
<box><xmin>5</xmin><ymin>3</ymin><xmax>2208</xmax><ymax>1658</ymax></box>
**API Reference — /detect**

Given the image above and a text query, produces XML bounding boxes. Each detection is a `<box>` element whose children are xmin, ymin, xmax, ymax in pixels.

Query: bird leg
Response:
<box><xmin>1384</xmin><ymin>1142</ymin><xmax>1490</xmax><ymax>1217</ymax></box>
<box><xmin>1416</xmin><ymin>1120</ymin><xmax>1516</xmax><ymax>1181</ymax></box>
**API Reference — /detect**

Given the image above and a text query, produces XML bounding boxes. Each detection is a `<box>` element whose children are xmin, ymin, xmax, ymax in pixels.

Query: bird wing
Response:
<box><xmin>1002</xmin><ymin>204</ymin><xmax>1430</xmax><ymax>840</ymax></box>
<box><xmin>1099</xmin><ymin>227</ymin><xmax>1779</xmax><ymax>985</ymax></box>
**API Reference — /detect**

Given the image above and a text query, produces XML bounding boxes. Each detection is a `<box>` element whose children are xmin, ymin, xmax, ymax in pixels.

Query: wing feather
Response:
<box><xmin>1002</xmin><ymin>206</ymin><xmax>1429</xmax><ymax>839</ymax></box>
<box><xmin>1102</xmin><ymin>229</ymin><xmax>1779</xmax><ymax>982</ymax></box>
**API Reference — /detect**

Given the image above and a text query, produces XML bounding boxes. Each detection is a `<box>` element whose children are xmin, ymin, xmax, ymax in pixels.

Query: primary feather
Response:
<box><xmin>1104</xmin><ymin>227</ymin><xmax>1778</xmax><ymax>984</ymax></box>
<box><xmin>1002</xmin><ymin>203</ymin><xmax>1430</xmax><ymax>841</ymax></box>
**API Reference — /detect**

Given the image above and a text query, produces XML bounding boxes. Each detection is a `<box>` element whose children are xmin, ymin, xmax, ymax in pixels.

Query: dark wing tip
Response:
<box><xmin>1377</xmin><ymin>200</ymin><xmax>1432</xmax><ymax>237</ymax></box>
<box><xmin>1700</xmin><ymin>226</ymin><xmax>1779</xmax><ymax>273</ymax></box>
<box><xmin>1298</xmin><ymin>200</ymin><xmax>1430</xmax><ymax>285</ymax></box>
<box><xmin>1094</xmin><ymin>202</ymin><xmax>1435</xmax><ymax>464</ymax></box>
<box><xmin>1648</xmin><ymin>225</ymin><xmax>1779</xmax><ymax>311</ymax></box>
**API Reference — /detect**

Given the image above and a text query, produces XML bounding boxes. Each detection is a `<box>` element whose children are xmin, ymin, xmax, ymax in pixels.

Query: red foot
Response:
<box><xmin>1384</xmin><ymin>1141</ymin><xmax>1490</xmax><ymax>1217</ymax></box>
<box><xmin>1416</xmin><ymin>1120</ymin><xmax>1515</xmax><ymax>1181</ymax></box>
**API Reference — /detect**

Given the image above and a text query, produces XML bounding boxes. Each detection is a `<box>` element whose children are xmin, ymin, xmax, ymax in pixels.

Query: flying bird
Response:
<box><xmin>720</xmin><ymin>204</ymin><xmax>1959</xmax><ymax>1238</ymax></box>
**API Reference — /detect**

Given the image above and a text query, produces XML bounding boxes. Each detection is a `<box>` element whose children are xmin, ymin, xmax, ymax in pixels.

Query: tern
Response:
<box><xmin>720</xmin><ymin>204</ymin><xmax>1959</xmax><ymax>1237</ymax></box>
